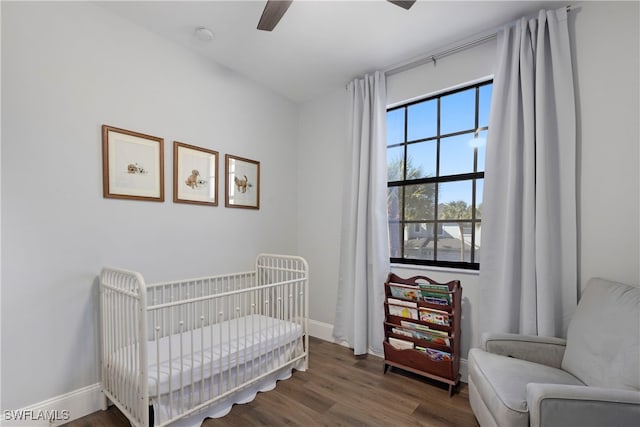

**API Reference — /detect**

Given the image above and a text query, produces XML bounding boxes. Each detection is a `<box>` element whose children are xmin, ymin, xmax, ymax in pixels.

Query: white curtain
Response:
<box><xmin>479</xmin><ymin>8</ymin><xmax>577</xmax><ymax>338</ymax></box>
<box><xmin>333</xmin><ymin>71</ymin><xmax>390</xmax><ymax>355</ymax></box>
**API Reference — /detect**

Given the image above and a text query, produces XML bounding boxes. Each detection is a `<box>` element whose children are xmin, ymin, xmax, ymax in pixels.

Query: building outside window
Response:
<box><xmin>387</xmin><ymin>80</ymin><xmax>492</xmax><ymax>270</ymax></box>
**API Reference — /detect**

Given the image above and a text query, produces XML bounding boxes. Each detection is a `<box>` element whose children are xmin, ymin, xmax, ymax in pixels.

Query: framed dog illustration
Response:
<box><xmin>225</xmin><ymin>154</ymin><xmax>260</xmax><ymax>210</ymax></box>
<box><xmin>173</xmin><ymin>141</ymin><xmax>219</xmax><ymax>206</ymax></box>
<box><xmin>102</xmin><ymin>125</ymin><xmax>164</xmax><ymax>202</ymax></box>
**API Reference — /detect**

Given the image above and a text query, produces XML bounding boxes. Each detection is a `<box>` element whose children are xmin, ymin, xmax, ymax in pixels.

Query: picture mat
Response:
<box><xmin>176</xmin><ymin>145</ymin><xmax>216</xmax><ymax>203</ymax></box>
<box><xmin>107</xmin><ymin>130</ymin><xmax>162</xmax><ymax>197</ymax></box>
<box><xmin>227</xmin><ymin>157</ymin><xmax>258</xmax><ymax>206</ymax></box>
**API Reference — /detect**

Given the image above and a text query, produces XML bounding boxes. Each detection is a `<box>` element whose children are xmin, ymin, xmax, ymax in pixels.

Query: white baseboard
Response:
<box><xmin>1</xmin><ymin>383</ymin><xmax>106</xmax><ymax>426</ymax></box>
<box><xmin>308</xmin><ymin>318</ymin><xmax>336</xmax><ymax>342</ymax></box>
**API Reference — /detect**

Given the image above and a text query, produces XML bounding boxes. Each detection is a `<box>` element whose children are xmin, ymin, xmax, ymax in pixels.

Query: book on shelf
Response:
<box><xmin>388</xmin><ymin>304</ymin><xmax>418</xmax><ymax>320</ymax></box>
<box><xmin>387</xmin><ymin>298</ymin><xmax>417</xmax><ymax>308</ymax></box>
<box><xmin>388</xmin><ymin>336</ymin><xmax>414</xmax><ymax>350</ymax></box>
<box><xmin>418</xmin><ymin>283</ymin><xmax>451</xmax><ymax>292</ymax></box>
<box><xmin>415</xmin><ymin>346</ymin><xmax>452</xmax><ymax>361</ymax></box>
<box><xmin>388</xmin><ymin>283</ymin><xmax>420</xmax><ymax>301</ymax></box>
<box><xmin>420</xmin><ymin>289</ymin><xmax>451</xmax><ymax>305</ymax></box>
<box><xmin>391</xmin><ymin>326</ymin><xmax>450</xmax><ymax>346</ymax></box>
<box><xmin>418</xmin><ymin>307</ymin><xmax>450</xmax><ymax>326</ymax></box>
<box><xmin>400</xmin><ymin>320</ymin><xmax>450</xmax><ymax>337</ymax></box>
<box><xmin>418</xmin><ymin>283</ymin><xmax>451</xmax><ymax>304</ymax></box>
<box><xmin>391</xmin><ymin>327</ymin><xmax>414</xmax><ymax>338</ymax></box>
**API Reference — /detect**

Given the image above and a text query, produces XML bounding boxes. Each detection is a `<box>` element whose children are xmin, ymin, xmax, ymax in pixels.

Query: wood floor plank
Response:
<box><xmin>64</xmin><ymin>337</ymin><xmax>479</xmax><ymax>427</ymax></box>
<box><xmin>269</xmin><ymin>375</ymin><xmax>335</xmax><ymax>414</ymax></box>
<box><xmin>302</xmin><ymin>370</ymin><xmax>421</xmax><ymax>418</ymax></box>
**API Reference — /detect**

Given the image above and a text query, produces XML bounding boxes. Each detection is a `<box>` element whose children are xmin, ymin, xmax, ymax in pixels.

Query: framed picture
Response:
<box><xmin>173</xmin><ymin>141</ymin><xmax>219</xmax><ymax>206</ymax></box>
<box><xmin>102</xmin><ymin>125</ymin><xmax>164</xmax><ymax>201</ymax></box>
<box><xmin>225</xmin><ymin>154</ymin><xmax>260</xmax><ymax>209</ymax></box>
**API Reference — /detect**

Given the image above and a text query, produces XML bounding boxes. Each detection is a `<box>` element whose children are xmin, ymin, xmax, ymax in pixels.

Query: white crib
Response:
<box><xmin>100</xmin><ymin>254</ymin><xmax>308</xmax><ymax>427</ymax></box>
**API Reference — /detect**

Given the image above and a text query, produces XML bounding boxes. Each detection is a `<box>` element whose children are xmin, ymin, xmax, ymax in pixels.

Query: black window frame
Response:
<box><xmin>387</xmin><ymin>79</ymin><xmax>492</xmax><ymax>270</ymax></box>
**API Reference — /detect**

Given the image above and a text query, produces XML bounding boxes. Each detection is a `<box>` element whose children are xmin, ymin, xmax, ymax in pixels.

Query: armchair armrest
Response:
<box><xmin>527</xmin><ymin>383</ymin><xmax>640</xmax><ymax>427</ymax></box>
<box><xmin>482</xmin><ymin>333</ymin><xmax>567</xmax><ymax>368</ymax></box>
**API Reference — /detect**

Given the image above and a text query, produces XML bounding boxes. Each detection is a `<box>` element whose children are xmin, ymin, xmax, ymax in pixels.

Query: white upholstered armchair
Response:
<box><xmin>468</xmin><ymin>278</ymin><xmax>640</xmax><ymax>427</ymax></box>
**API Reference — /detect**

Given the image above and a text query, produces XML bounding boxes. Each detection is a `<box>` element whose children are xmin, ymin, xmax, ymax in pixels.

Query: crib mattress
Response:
<box><xmin>145</xmin><ymin>314</ymin><xmax>303</xmax><ymax>396</ymax></box>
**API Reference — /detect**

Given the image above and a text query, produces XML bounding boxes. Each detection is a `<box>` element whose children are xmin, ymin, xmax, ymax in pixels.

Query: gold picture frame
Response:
<box><xmin>225</xmin><ymin>154</ymin><xmax>260</xmax><ymax>209</ymax></box>
<box><xmin>173</xmin><ymin>141</ymin><xmax>219</xmax><ymax>206</ymax></box>
<box><xmin>102</xmin><ymin>125</ymin><xmax>164</xmax><ymax>202</ymax></box>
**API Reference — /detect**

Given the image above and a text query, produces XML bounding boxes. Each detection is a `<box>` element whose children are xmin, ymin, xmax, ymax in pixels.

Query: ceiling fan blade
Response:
<box><xmin>257</xmin><ymin>0</ymin><xmax>293</xmax><ymax>31</ymax></box>
<box><xmin>387</xmin><ymin>0</ymin><xmax>416</xmax><ymax>10</ymax></box>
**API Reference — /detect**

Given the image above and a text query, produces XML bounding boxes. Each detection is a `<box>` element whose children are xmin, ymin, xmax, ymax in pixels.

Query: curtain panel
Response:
<box><xmin>333</xmin><ymin>71</ymin><xmax>390</xmax><ymax>356</ymax></box>
<box><xmin>479</xmin><ymin>8</ymin><xmax>577</xmax><ymax>338</ymax></box>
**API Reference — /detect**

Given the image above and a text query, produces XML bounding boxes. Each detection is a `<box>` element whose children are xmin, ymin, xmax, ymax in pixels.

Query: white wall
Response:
<box><xmin>386</xmin><ymin>35</ymin><xmax>496</xmax><ymax>106</ymax></box>
<box><xmin>571</xmin><ymin>1</ymin><xmax>640</xmax><ymax>290</ymax></box>
<box><xmin>297</xmin><ymin>88</ymin><xmax>348</xmax><ymax>325</ymax></box>
<box><xmin>298</xmin><ymin>0</ymin><xmax>640</xmax><ymax>357</ymax></box>
<box><xmin>1</xmin><ymin>1</ymin><xmax>299</xmax><ymax>411</ymax></box>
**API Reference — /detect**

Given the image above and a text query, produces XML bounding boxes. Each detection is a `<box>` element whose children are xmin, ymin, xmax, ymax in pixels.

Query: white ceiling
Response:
<box><xmin>97</xmin><ymin>0</ymin><xmax>573</xmax><ymax>103</ymax></box>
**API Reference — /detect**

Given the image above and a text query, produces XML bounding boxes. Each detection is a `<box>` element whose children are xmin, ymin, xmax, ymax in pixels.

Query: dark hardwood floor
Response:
<box><xmin>65</xmin><ymin>337</ymin><xmax>479</xmax><ymax>427</ymax></box>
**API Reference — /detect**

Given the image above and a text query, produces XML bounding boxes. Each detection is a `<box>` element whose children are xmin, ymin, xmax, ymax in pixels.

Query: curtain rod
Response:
<box><xmin>383</xmin><ymin>4</ymin><xmax>573</xmax><ymax>77</ymax></box>
<box><xmin>384</xmin><ymin>33</ymin><xmax>497</xmax><ymax>76</ymax></box>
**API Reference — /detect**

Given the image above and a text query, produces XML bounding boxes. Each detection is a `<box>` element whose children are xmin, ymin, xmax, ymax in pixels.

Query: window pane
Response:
<box><xmin>403</xmin><ymin>223</ymin><xmax>435</xmax><ymax>261</ymax></box>
<box><xmin>404</xmin><ymin>183</ymin><xmax>435</xmax><ymax>221</ymax></box>
<box><xmin>441</xmin><ymin>89</ymin><xmax>475</xmax><ymax>135</ymax></box>
<box><xmin>387</xmin><ymin>146</ymin><xmax>404</xmax><ymax>181</ymax></box>
<box><xmin>438</xmin><ymin>180</ymin><xmax>473</xmax><ymax>208</ymax></box>
<box><xmin>439</xmin><ymin>134</ymin><xmax>475</xmax><ymax>176</ymax></box>
<box><xmin>437</xmin><ymin>222</ymin><xmax>471</xmax><ymax>262</ymax></box>
<box><xmin>406</xmin><ymin>141</ymin><xmax>436</xmax><ymax>179</ymax></box>
<box><xmin>479</xmin><ymin>84</ymin><xmax>493</xmax><ymax>128</ymax></box>
<box><xmin>476</xmin><ymin>179</ymin><xmax>484</xmax><ymax>219</ymax></box>
<box><xmin>387</xmin><ymin>109</ymin><xmax>405</xmax><ymax>145</ymax></box>
<box><xmin>407</xmin><ymin>100</ymin><xmax>437</xmax><ymax>141</ymax></box>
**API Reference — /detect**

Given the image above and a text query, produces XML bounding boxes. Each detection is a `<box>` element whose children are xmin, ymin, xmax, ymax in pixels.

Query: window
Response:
<box><xmin>387</xmin><ymin>80</ymin><xmax>492</xmax><ymax>270</ymax></box>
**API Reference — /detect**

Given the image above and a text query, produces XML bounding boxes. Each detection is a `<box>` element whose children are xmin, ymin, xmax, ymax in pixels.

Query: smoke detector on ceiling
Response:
<box><xmin>194</xmin><ymin>26</ymin><xmax>215</xmax><ymax>42</ymax></box>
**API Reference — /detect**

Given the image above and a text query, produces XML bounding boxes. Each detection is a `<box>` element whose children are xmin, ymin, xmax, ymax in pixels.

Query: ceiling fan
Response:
<box><xmin>257</xmin><ymin>0</ymin><xmax>416</xmax><ymax>31</ymax></box>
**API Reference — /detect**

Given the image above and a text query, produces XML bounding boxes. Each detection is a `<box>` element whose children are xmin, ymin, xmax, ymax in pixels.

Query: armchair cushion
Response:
<box><xmin>468</xmin><ymin>348</ymin><xmax>584</xmax><ymax>427</ymax></box>
<box><xmin>561</xmin><ymin>278</ymin><xmax>640</xmax><ymax>390</ymax></box>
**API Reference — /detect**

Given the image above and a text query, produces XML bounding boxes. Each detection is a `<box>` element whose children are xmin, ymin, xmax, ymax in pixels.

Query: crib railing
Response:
<box><xmin>100</xmin><ymin>254</ymin><xmax>308</xmax><ymax>427</ymax></box>
<box><xmin>147</xmin><ymin>271</ymin><xmax>256</xmax><ymax>340</ymax></box>
<box><xmin>100</xmin><ymin>267</ymin><xmax>150</xmax><ymax>427</ymax></box>
<box><xmin>256</xmin><ymin>254</ymin><xmax>309</xmax><ymax>369</ymax></box>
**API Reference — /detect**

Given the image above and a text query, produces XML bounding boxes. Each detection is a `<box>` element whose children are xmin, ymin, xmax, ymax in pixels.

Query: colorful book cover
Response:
<box><xmin>418</xmin><ymin>284</ymin><xmax>451</xmax><ymax>304</ymax></box>
<box><xmin>392</xmin><ymin>326</ymin><xmax>450</xmax><ymax>346</ymax></box>
<box><xmin>415</xmin><ymin>346</ymin><xmax>452</xmax><ymax>361</ymax></box>
<box><xmin>419</xmin><ymin>283</ymin><xmax>450</xmax><ymax>292</ymax></box>
<box><xmin>422</xmin><ymin>294</ymin><xmax>450</xmax><ymax>305</ymax></box>
<box><xmin>415</xmin><ymin>331</ymin><xmax>450</xmax><ymax>346</ymax></box>
<box><xmin>400</xmin><ymin>320</ymin><xmax>450</xmax><ymax>337</ymax></box>
<box><xmin>388</xmin><ymin>304</ymin><xmax>418</xmax><ymax>320</ymax></box>
<box><xmin>418</xmin><ymin>307</ymin><xmax>450</xmax><ymax>326</ymax></box>
<box><xmin>388</xmin><ymin>283</ymin><xmax>420</xmax><ymax>301</ymax></box>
